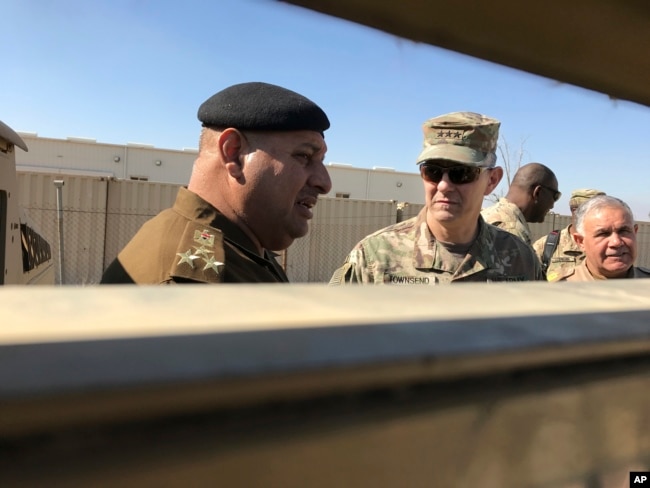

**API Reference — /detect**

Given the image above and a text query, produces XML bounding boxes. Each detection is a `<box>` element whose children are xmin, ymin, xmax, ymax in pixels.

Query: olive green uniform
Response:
<box><xmin>561</xmin><ymin>260</ymin><xmax>650</xmax><ymax>282</ymax></box>
<box><xmin>532</xmin><ymin>225</ymin><xmax>583</xmax><ymax>282</ymax></box>
<box><xmin>481</xmin><ymin>198</ymin><xmax>532</xmax><ymax>245</ymax></box>
<box><xmin>101</xmin><ymin>187</ymin><xmax>288</xmax><ymax>284</ymax></box>
<box><xmin>330</xmin><ymin>208</ymin><xmax>544</xmax><ymax>285</ymax></box>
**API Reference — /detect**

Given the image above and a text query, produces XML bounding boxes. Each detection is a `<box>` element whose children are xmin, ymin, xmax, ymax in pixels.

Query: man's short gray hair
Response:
<box><xmin>575</xmin><ymin>195</ymin><xmax>635</xmax><ymax>234</ymax></box>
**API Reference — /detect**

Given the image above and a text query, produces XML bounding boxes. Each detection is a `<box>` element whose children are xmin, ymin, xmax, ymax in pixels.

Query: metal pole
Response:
<box><xmin>53</xmin><ymin>180</ymin><xmax>65</xmax><ymax>285</ymax></box>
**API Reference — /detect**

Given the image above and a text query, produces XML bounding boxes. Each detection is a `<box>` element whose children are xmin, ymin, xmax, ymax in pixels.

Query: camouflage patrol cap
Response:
<box><xmin>569</xmin><ymin>189</ymin><xmax>606</xmax><ymax>208</ymax></box>
<box><xmin>416</xmin><ymin>112</ymin><xmax>500</xmax><ymax>167</ymax></box>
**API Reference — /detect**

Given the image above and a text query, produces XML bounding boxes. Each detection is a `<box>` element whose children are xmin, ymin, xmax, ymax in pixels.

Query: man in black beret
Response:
<box><xmin>101</xmin><ymin>82</ymin><xmax>332</xmax><ymax>284</ymax></box>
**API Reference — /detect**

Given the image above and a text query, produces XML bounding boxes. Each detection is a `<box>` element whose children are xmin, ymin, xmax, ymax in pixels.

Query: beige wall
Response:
<box><xmin>17</xmin><ymin>172</ymin><xmax>413</xmax><ymax>284</ymax></box>
<box><xmin>16</xmin><ymin>135</ymin><xmax>426</xmax><ymax>203</ymax></box>
<box><xmin>16</xmin><ymin>135</ymin><xmax>197</xmax><ymax>184</ymax></box>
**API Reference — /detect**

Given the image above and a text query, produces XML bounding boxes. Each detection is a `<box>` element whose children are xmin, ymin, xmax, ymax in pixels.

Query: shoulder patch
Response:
<box><xmin>170</xmin><ymin>223</ymin><xmax>226</xmax><ymax>283</ymax></box>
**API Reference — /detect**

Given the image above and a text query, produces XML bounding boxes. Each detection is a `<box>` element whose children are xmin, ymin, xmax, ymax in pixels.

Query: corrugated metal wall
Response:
<box><xmin>17</xmin><ymin>173</ymin><xmax>180</xmax><ymax>284</ymax></box>
<box><xmin>529</xmin><ymin>215</ymin><xmax>573</xmax><ymax>243</ymax></box>
<box><xmin>15</xmin><ymin>172</ymin><xmax>650</xmax><ymax>284</ymax></box>
<box><xmin>17</xmin><ymin>172</ymin><xmax>108</xmax><ymax>284</ymax></box>
<box><xmin>286</xmin><ymin>198</ymin><xmax>399</xmax><ymax>282</ymax></box>
<box><xmin>103</xmin><ymin>179</ymin><xmax>179</xmax><ymax>271</ymax></box>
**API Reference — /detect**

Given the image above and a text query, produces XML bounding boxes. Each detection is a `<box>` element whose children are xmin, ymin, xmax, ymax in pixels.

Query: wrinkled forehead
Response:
<box><xmin>588</xmin><ymin>206</ymin><xmax>635</xmax><ymax>227</ymax></box>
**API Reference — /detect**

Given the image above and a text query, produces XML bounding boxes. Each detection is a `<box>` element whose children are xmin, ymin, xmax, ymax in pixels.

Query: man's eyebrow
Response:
<box><xmin>295</xmin><ymin>141</ymin><xmax>326</xmax><ymax>152</ymax></box>
<box><xmin>592</xmin><ymin>225</ymin><xmax>611</xmax><ymax>233</ymax></box>
<box><xmin>593</xmin><ymin>224</ymin><xmax>633</xmax><ymax>233</ymax></box>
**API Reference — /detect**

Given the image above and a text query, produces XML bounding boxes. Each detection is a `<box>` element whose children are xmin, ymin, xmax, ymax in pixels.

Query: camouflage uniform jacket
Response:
<box><xmin>329</xmin><ymin>208</ymin><xmax>544</xmax><ymax>285</ymax></box>
<box><xmin>532</xmin><ymin>225</ymin><xmax>584</xmax><ymax>282</ymax></box>
<box><xmin>562</xmin><ymin>261</ymin><xmax>650</xmax><ymax>282</ymax></box>
<box><xmin>101</xmin><ymin>187</ymin><xmax>288</xmax><ymax>284</ymax></box>
<box><xmin>481</xmin><ymin>198</ymin><xmax>532</xmax><ymax>245</ymax></box>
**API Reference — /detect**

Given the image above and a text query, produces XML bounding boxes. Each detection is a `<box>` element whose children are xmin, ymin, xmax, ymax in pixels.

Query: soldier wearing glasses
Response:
<box><xmin>329</xmin><ymin>112</ymin><xmax>544</xmax><ymax>285</ymax></box>
<box><xmin>481</xmin><ymin>162</ymin><xmax>560</xmax><ymax>245</ymax></box>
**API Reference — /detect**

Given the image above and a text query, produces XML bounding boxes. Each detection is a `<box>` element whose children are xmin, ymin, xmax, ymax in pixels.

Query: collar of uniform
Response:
<box><xmin>411</xmin><ymin>208</ymin><xmax>435</xmax><ymax>269</ymax></box>
<box><xmin>453</xmin><ymin>216</ymin><xmax>499</xmax><ymax>273</ymax></box>
<box><xmin>572</xmin><ymin>259</ymin><xmax>637</xmax><ymax>281</ymax></box>
<box><xmin>561</xmin><ymin>225</ymin><xmax>583</xmax><ymax>256</ymax></box>
<box><xmin>504</xmin><ymin>198</ymin><xmax>530</xmax><ymax>231</ymax></box>
<box><xmin>174</xmin><ymin>187</ymin><xmax>261</xmax><ymax>257</ymax></box>
<box><xmin>499</xmin><ymin>198</ymin><xmax>532</xmax><ymax>242</ymax></box>
<box><xmin>411</xmin><ymin>210</ymin><xmax>496</xmax><ymax>272</ymax></box>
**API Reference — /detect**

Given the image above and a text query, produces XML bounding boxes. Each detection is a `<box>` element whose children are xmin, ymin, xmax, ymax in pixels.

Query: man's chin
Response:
<box><xmin>281</xmin><ymin>224</ymin><xmax>309</xmax><ymax>246</ymax></box>
<box><xmin>602</xmin><ymin>259</ymin><xmax>633</xmax><ymax>276</ymax></box>
<box><xmin>430</xmin><ymin>207</ymin><xmax>459</xmax><ymax>219</ymax></box>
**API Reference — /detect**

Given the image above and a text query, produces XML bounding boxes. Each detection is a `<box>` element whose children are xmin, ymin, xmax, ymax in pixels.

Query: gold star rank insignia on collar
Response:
<box><xmin>176</xmin><ymin>249</ymin><xmax>200</xmax><ymax>269</ymax></box>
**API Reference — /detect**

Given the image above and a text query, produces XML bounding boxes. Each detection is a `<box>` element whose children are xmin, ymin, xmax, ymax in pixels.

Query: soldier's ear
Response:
<box><xmin>573</xmin><ymin>232</ymin><xmax>585</xmax><ymax>250</ymax></box>
<box><xmin>219</xmin><ymin>129</ymin><xmax>246</xmax><ymax>179</ymax></box>
<box><xmin>531</xmin><ymin>185</ymin><xmax>542</xmax><ymax>201</ymax></box>
<box><xmin>483</xmin><ymin>166</ymin><xmax>503</xmax><ymax>196</ymax></box>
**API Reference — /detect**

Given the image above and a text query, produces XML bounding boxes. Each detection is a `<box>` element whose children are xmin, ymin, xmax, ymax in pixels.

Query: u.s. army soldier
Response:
<box><xmin>101</xmin><ymin>82</ymin><xmax>332</xmax><ymax>284</ymax></box>
<box><xmin>330</xmin><ymin>112</ymin><xmax>544</xmax><ymax>285</ymax></box>
<box><xmin>481</xmin><ymin>162</ymin><xmax>560</xmax><ymax>245</ymax></box>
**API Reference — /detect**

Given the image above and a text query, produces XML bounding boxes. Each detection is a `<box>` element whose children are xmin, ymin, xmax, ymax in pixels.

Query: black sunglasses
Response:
<box><xmin>420</xmin><ymin>163</ymin><xmax>485</xmax><ymax>185</ymax></box>
<box><xmin>539</xmin><ymin>184</ymin><xmax>562</xmax><ymax>202</ymax></box>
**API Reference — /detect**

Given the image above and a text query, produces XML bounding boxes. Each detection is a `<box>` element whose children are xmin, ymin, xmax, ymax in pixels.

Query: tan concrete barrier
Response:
<box><xmin>1</xmin><ymin>282</ymin><xmax>649</xmax><ymax>487</ymax></box>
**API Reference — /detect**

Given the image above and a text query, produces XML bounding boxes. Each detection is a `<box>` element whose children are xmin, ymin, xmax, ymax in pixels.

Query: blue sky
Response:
<box><xmin>3</xmin><ymin>0</ymin><xmax>650</xmax><ymax>219</ymax></box>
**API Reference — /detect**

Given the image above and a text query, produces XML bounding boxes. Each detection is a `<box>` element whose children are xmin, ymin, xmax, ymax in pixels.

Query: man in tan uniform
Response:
<box><xmin>560</xmin><ymin>195</ymin><xmax>650</xmax><ymax>281</ymax></box>
<box><xmin>532</xmin><ymin>188</ymin><xmax>605</xmax><ymax>281</ymax></box>
<box><xmin>101</xmin><ymin>82</ymin><xmax>332</xmax><ymax>284</ymax></box>
<box><xmin>330</xmin><ymin>112</ymin><xmax>544</xmax><ymax>285</ymax></box>
<box><xmin>481</xmin><ymin>163</ymin><xmax>560</xmax><ymax>245</ymax></box>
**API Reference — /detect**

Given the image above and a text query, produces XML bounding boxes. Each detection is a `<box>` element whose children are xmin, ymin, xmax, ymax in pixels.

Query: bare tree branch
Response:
<box><xmin>487</xmin><ymin>135</ymin><xmax>530</xmax><ymax>204</ymax></box>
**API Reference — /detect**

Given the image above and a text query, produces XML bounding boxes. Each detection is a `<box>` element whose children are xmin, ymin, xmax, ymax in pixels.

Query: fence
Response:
<box><xmin>17</xmin><ymin>173</ymin><xmax>109</xmax><ymax>285</ymax></box>
<box><xmin>16</xmin><ymin>171</ymin><xmax>650</xmax><ymax>284</ymax></box>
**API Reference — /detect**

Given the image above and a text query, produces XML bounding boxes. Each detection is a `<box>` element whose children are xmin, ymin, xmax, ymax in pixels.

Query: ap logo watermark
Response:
<box><xmin>631</xmin><ymin>472</ymin><xmax>650</xmax><ymax>486</ymax></box>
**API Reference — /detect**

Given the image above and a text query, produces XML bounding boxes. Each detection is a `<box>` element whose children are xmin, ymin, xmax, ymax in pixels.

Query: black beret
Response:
<box><xmin>197</xmin><ymin>82</ymin><xmax>330</xmax><ymax>133</ymax></box>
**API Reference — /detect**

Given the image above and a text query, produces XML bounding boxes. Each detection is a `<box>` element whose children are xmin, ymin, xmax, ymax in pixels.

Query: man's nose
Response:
<box><xmin>310</xmin><ymin>162</ymin><xmax>332</xmax><ymax>195</ymax></box>
<box><xmin>436</xmin><ymin>172</ymin><xmax>454</xmax><ymax>190</ymax></box>
<box><xmin>609</xmin><ymin>232</ymin><xmax>624</xmax><ymax>246</ymax></box>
